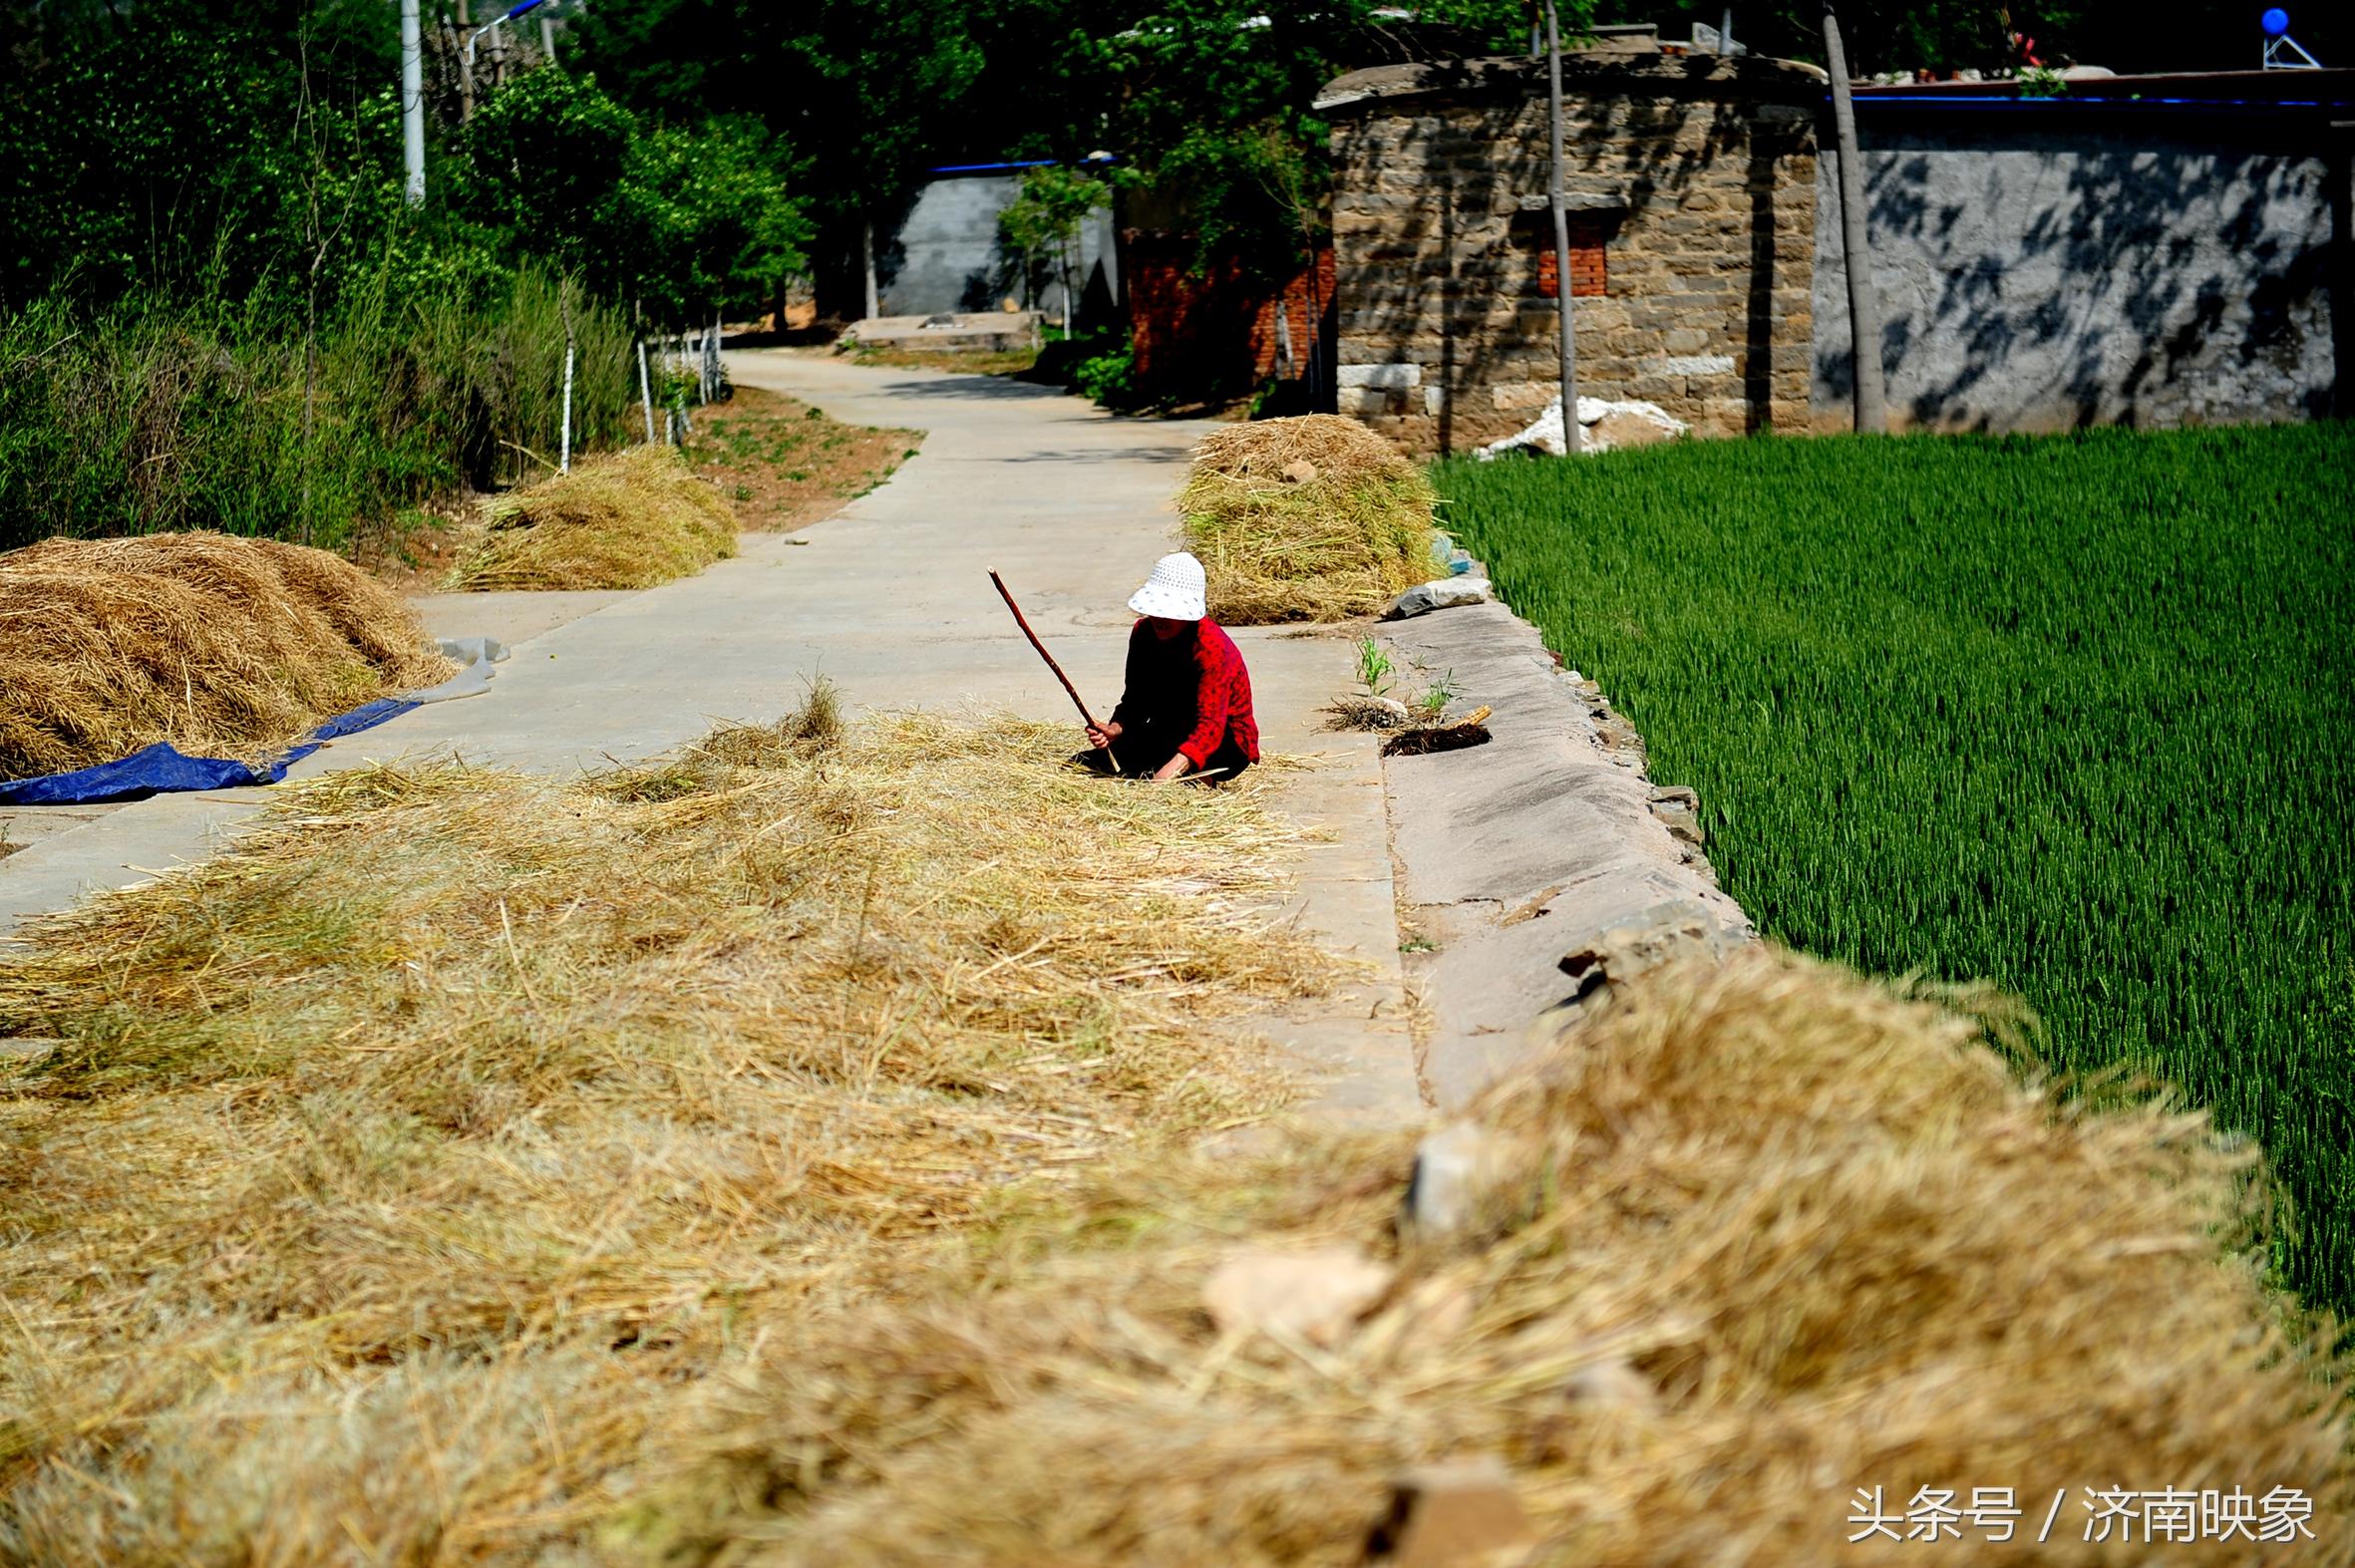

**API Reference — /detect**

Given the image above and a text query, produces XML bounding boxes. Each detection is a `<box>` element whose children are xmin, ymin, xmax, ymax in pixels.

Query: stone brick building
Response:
<box><xmin>1317</xmin><ymin>52</ymin><xmax>1828</xmax><ymax>455</ymax></box>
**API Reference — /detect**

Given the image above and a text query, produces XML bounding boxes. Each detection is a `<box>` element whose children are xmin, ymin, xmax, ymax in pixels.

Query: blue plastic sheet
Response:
<box><xmin>0</xmin><ymin>698</ymin><xmax>419</xmax><ymax>806</ymax></box>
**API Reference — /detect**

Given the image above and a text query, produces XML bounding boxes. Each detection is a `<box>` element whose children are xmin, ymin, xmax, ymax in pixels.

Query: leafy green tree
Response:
<box><xmin>622</xmin><ymin>117</ymin><xmax>815</xmax><ymax>324</ymax></box>
<box><xmin>998</xmin><ymin>164</ymin><xmax>1113</xmax><ymax>319</ymax></box>
<box><xmin>0</xmin><ymin>0</ymin><xmax>408</xmax><ymax>310</ymax></box>
<box><xmin>448</xmin><ymin>71</ymin><xmax>809</xmax><ymax>326</ymax></box>
<box><xmin>568</xmin><ymin>0</ymin><xmax>982</xmax><ymax>309</ymax></box>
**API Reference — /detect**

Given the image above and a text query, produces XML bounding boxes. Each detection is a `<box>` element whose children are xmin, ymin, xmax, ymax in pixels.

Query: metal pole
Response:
<box><xmin>401</xmin><ymin>0</ymin><xmax>425</xmax><ymax>204</ymax></box>
<box><xmin>1822</xmin><ymin>2</ymin><xmax>1886</xmax><ymax>433</ymax></box>
<box><xmin>638</xmin><ymin>341</ymin><xmax>656</xmax><ymax>444</ymax></box>
<box><xmin>1544</xmin><ymin>0</ymin><xmax>1581</xmax><ymax>454</ymax></box>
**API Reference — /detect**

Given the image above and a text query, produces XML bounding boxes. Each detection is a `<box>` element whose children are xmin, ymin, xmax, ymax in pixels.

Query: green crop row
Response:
<box><xmin>1434</xmin><ymin>423</ymin><xmax>2355</xmax><ymax>1316</ymax></box>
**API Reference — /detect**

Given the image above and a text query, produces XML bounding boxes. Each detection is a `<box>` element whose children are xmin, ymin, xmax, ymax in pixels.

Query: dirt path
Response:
<box><xmin>0</xmin><ymin>354</ymin><xmax>1417</xmax><ymax>1118</ymax></box>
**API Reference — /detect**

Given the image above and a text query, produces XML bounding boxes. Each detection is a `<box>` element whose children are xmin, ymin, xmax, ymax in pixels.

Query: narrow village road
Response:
<box><xmin>0</xmin><ymin>354</ymin><xmax>1417</xmax><ymax>1117</ymax></box>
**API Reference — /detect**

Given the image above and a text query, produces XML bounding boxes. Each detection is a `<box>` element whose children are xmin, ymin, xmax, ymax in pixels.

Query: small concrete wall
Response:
<box><xmin>1813</xmin><ymin>109</ymin><xmax>2346</xmax><ymax>432</ymax></box>
<box><xmin>879</xmin><ymin>171</ymin><xmax>1115</xmax><ymax>323</ymax></box>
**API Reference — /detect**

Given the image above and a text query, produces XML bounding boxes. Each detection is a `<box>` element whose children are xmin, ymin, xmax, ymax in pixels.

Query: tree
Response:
<box><xmin>998</xmin><ymin>164</ymin><xmax>1112</xmax><ymax>325</ymax></box>
<box><xmin>0</xmin><ymin>0</ymin><xmax>407</xmax><ymax>310</ymax></box>
<box><xmin>567</xmin><ymin>0</ymin><xmax>984</xmax><ymax>315</ymax></box>
<box><xmin>449</xmin><ymin>71</ymin><xmax>809</xmax><ymax>327</ymax></box>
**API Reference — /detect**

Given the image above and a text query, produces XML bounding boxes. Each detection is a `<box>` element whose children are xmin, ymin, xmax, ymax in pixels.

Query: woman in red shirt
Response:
<box><xmin>1080</xmin><ymin>551</ymin><xmax>1260</xmax><ymax>784</ymax></box>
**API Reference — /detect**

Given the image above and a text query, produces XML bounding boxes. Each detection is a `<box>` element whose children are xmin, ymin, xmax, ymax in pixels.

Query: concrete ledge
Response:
<box><xmin>1378</xmin><ymin>599</ymin><xmax>1752</xmax><ymax>1108</ymax></box>
<box><xmin>843</xmin><ymin>313</ymin><xmax>1040</xmax><ymax>353</ymax></box>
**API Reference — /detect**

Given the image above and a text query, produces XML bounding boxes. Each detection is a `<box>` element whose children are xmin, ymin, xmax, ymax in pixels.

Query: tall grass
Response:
<box><xmin>0</xmin><ymin>268</ymin><xmax>635</xmax><ymax>554</ymax></box>
<box><xmin>1434</xmin><ymin>423</ymin><xmax>2355</xmax><ymax>1315</ymax></box>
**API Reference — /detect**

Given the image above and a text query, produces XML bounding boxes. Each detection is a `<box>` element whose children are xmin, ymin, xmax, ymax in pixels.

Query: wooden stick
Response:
<box><xmin>989</xmin><ymin>571</ymin><xmax>1119</xmax><ymax>772</ymax></box>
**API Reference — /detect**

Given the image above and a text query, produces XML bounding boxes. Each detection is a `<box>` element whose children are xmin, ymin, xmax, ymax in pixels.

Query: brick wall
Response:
<box><xmin>1247</xmin><ymin>246</ymin><xmax>1338</xmax><ymax>383</ymax></box>
<box><xmin>1320</xmin><ymin>54</ymin><xmax>1824</xmax><ymax>457</ymax></box>
<box><xmin>1125</xmin><ymin>236</ymin><xmax>1336</xmax><ymax>393</ymax></box>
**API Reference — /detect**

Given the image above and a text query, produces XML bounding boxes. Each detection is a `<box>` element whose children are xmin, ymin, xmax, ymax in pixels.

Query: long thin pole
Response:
<box><xmin>989</xmin><ymin>571</ymin><xmax>1118</xmax><ymax>770</ymax></box>
<box><xmin>1544</xmin><ymin>0</ymin><xmax>1581</xmax><ymax>454</ymax></box>
<box><xmin>400</xmin><ymin>0</ymin><xmax>425</xmax><ymax>204</ymax></box>
<box><xmin>1822</xmin><ymin>1</ymin><xmax>1886</xmax><ymax>433</ymax></box>
<box><xmin>559</xmin><ymin>339</ymin><xmax>575</xmax><ymax>470</ymax></box>
<box><xmin>638</xmin><ymin>341</ymin><xmax>656</xmax><ymax>444</ymax></box>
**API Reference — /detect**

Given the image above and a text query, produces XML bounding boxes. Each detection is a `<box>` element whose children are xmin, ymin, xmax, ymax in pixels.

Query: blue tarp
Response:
<box><xmin>0</xmin><ymin>698</ymin><xmax>420</xmax><ymax>806</ymax></box>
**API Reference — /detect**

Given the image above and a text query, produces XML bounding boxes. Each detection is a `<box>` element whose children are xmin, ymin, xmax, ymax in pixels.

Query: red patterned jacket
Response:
<box><xmin>1109</xmin><ymin>618</ymin><xmax>1260</xmax><ymax>768</ymax></box>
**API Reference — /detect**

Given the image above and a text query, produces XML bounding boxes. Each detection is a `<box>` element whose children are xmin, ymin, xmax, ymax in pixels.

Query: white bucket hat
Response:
<box><xmin>1127</xmin><ymin>551</ymin><xmax>1208</xmax><ymax>621</ymax></box>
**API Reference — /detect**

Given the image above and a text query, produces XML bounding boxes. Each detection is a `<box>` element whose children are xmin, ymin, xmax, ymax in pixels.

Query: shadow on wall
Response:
<box><xmin>1814</xmin><ymin>112</ymin><xmax>2343</xmax><ymax>433</ymax></box>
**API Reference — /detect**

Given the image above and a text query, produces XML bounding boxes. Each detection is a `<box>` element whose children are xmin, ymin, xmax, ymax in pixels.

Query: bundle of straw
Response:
<box><xmin>1180</xmin><ymin>417</ymin><xmax>1446</xmax><ymax>624</ymax></box>
<box><xmin>1188</xmin><ymin>414</ymin><xmax>1417</xmax><ymax>487</ymax></box>
<box><xmin>448</xmin><ymin>445</ymin><xmax>737</xmax><ymax>591</ymax></box>
<box><xmin>0</xmin><ymin>532</ymin><xmax>453</xmax><ymax>780</ymax></box>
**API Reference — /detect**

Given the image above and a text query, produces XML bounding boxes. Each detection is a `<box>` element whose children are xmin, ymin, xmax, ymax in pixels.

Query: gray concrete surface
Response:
<box><xmin>1815</xmin><ymin>110</ymin><xmax>2342</xmax><ymax>432</ymax></box>
<box><xmin>0</xmin><ymin>791</ymin><xmax>273</xmax><ymax>939</ymax></box>
<box><xmin>1378</xmin><ymin>601</ymin><xmax>1753</xmax><ymax>1109</ymax></box>
<box><xmin>0</xmin><ymin>353</ymin><xmax>1418</xmax><ymax>1121</ymax></box>
<box><xmin>405</xmin><ymin>589</ymin><xmax>634</xmax><ymax>647</ymax></box>
<box><xmin>880</xmin><ymin>169</ymin><xmax>1114</xmax><ymax>323</ymax></box>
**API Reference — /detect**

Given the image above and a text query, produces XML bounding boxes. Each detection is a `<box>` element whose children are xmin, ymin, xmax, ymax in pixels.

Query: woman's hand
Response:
<box><xmin>1087</xmin><ymin>720</ymin><xmax>1123</xmax><ymax>751</ymax></box>
<box><xmin>1151</xmin><ymin>753</ymin><xmax>1192</xmax><ymax>783</ymax></box>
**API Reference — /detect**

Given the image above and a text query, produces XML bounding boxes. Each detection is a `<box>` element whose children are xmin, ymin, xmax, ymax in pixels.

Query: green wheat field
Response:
<box><xmin>1435</xmin><ymin>422</ymin><xmax>2355</xmax><ymax>1315</ymax></box>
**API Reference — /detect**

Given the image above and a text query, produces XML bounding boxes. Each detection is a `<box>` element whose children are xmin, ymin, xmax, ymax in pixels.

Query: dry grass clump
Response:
<box><xmin>0</xmin><ymin>531</ymin><xmax>453</xmax><ymax>780</ymax></box>
<box><xmin>1181</xmin><ymin>418</ymin><xmax>1445</xmax><ymax>624</ymax></box>
<box><xmin>0</xmin><ymin>699</ymin><xmax>1335</xmax><ymax>1562</ymax></box>
<box><xmin>651</xmin><ymin>948</ymin><xmax>2355</xmax><ymax>1565</ymax></box>
<box><xmin>1189</xmin><ymin>413</ymin><xmax>1417</xmax><ymax>487</ymax></box>
<box><xmin>448</xmin><ymin>444</ymin><xmax>738</xmax><ymax>591</ymax></box>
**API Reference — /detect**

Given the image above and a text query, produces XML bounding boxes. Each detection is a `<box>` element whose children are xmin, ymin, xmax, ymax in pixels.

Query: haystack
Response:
<box><xmin>657</xmin><ymin>949</ymin><xmax>2355</xmax><ymax>1563</ymax></box>
<box><xmin>447</xmin><ymin>445</ymin><xmax>737</xmax><ymax>591</ymax></box>
<box><xmin>0</xmin><ymin>532</ymin><xmax>453</xmax><ymax>782</ymax></box>
<box><xmin>1189</xmin><ymin>413</ymin><xmax>1416</xmax><ymax>487</ymax></box>
<box><xmin>1181</xmin><ymin>417</ymin><xmax>1445</xmax><ymax>623</ymax></box>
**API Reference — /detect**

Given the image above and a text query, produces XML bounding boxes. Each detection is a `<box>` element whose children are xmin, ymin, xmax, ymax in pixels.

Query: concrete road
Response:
<box><xmin>0</xmin><ymin>354</ymin><xmax>1419</xmax><ymax>1119</ymax></box>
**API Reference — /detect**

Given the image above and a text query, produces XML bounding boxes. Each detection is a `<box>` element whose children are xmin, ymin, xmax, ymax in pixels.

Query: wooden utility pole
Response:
<box><xmin>1544</xmin><ymin>0</ymin><xmax>1581</xmax><ymax>454</ymax></box>
<box><xmin>1821</xmin><ymin>1</ymin><xmax>1886</xmax><ymax>433</ymax></box>
<box><xmin>452</xmin><ymin>2</ymin><xmax>476</xmax><ymax>122</ymax></box>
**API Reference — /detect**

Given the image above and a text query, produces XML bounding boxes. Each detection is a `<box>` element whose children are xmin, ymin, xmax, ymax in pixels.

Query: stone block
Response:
<box><xmin>1404</xmin><ymin>1120</ymin><xmax>1525</xmax><ymax>1236</ymax></box>
<box><xmin>1338</xmin><ymin>363</ymin><xmax>1425</xmax><ymax>392</ymax></box>
<box><xmin>1490</xmin><ymin>381</ymin><xmax>1556</xmax><ymax>412</ymax></box>
<box><xmin>1652</xmin><ymin>353</ymin><xmax>1737</xmax><ymax>377</ymax></box>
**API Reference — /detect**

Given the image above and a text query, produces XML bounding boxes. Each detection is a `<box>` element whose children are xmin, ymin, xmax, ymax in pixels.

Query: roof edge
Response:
<box><xmin>1314</xmin><ymin>53</ymin><xmax>1830</xmax><ymax>114</ymax></box>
